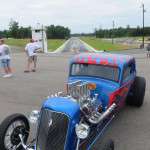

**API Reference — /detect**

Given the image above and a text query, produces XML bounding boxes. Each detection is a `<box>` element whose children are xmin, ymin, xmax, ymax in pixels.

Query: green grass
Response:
<box><xmin>47</xmin><ymin>39</ymin><xmax>66</xmax><ymax>51</ymax></box>
<box><xmin>80</xmin><ymin>37</ymin><xmax>136</xmax><ymax>51</ymax></box>
<box><xmin>5</xmin><ymin>38</ymin><xmax>66</xmax><ymax>51</ymax></box>
<box><xmin>5</xmin><ymin>39</ymin><xmax>29</xmax><ymax>47</ymax></box>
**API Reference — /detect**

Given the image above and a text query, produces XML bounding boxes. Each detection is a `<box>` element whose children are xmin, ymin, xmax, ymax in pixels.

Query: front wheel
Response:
<box><xmin>0</xmin><ymin>114</ymin><xmax>30</xmax><ymax>150</ymax></box>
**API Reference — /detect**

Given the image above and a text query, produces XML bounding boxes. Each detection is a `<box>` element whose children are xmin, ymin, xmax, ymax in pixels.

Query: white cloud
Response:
<box><xmin>0</xmin><ymin>0</ymin><xmax>150</xmax><ymax>33</ymax></box>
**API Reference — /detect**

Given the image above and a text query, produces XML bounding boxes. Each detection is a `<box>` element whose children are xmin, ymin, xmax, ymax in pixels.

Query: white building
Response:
<box><xmin>32</xmin><ymin>24</ymin><xmax>48</xmax><ymax>53</ymax></box>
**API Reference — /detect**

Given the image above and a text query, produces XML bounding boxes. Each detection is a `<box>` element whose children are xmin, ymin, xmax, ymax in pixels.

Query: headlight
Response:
<box><xmin>29</xmin><ymin>110</ymin><xmax>40</xmax><ymax>124</ymax></box>
<box><xmin>75</xmin><ymin>123</ymin><xmax>90</xmax><ymax>139</ymax></box>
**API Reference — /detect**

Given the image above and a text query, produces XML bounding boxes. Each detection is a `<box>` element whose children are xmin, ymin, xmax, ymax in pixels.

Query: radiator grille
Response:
<box><xmin>36</xmin><ymin>109</ymin><xmax>69</xmax><ymax>150</ymax></box>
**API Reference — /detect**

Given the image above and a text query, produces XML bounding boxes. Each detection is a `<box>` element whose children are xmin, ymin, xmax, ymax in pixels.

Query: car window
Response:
<box><xmin>123</xmin><ymin>63</ymin><xmax>135</xmax><ymax>83</ymax></box>
<box><xmin>71</xmin><ymin>63</ymin><xmax>119</xmax><ymax>82</ymax></box>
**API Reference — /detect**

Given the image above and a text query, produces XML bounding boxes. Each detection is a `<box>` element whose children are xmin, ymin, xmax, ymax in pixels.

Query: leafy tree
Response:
<box><xmin>46</xmin><ymin>25</ymin><xmax>70</xmax><ymax>39</ymax></box>
<box><xmin>17</xmin><ymin>27</ymin><xmax>31</xmax><ymax>39</ymax></box>
<box><xmin>9</xmin><ymin>20</ymin><xmax>19</xmax><ymax>38</ymax></box>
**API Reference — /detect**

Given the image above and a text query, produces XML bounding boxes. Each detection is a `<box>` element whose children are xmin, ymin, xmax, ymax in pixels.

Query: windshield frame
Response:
<box><xmin>69</xmin><ymin>63</ymin><xmax>120</xmax><ymax>83</ymax></box>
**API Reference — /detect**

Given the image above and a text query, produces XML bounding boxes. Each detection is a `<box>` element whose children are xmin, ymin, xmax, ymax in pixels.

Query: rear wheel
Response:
<box><xmin>0</xmin><ymin>114</ymin><xmax>30</xmax><ymax>150</ymax></box>
<box><xmin>127</xmin><ymin>76</ymin><xmax>146</xmax><ymax>107</ymax></box>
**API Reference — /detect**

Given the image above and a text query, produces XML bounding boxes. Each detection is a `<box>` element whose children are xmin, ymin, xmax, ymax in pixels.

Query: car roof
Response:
<box><xmin>70</xmin><ymin>52</ymin><xmax>135</xmax><ymax>68</ymax></box>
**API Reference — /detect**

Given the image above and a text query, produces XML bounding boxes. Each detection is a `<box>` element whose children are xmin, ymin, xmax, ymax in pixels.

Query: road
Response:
<box><xmin>54</xmin><ymin>37</ymin><xmax>96</xmax><ymax>53</ymax></box>
<box><xmin>0</xmin><ymin>39</ymin><xmax>150</xmax><ymax>150</ymax></box>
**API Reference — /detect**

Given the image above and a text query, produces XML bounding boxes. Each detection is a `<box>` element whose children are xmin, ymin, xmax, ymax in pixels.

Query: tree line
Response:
<box><xmin>95</xmin><ymin>25</ymin><xmax>150</xmax><ymax>38</ymax></box>
<box><xmin>0</xmin><ymin>20</ymin><xmax>71</xmax><ymax>39</ymax></box>
<box><xmin>1</xmin><ymin>20</ymin><xmax>149</xmax><ymax>39</ymax></box>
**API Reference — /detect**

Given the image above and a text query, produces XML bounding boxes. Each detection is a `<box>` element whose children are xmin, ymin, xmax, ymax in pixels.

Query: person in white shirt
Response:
<box><xmin>24</xmin><ymin>39</ymin><xmax>40</xmax><ymax>72</ymax></box>
<box><xmin>0</xmin><ymin>38</ymin><xmax>13</xmax><ymax>78</ymax></box>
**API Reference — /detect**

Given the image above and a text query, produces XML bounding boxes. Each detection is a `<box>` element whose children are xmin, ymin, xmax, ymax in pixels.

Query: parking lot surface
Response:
<box><xmin>0</xmin><ymin>49</ymin><xmax>149</xmax><ymax>150</ymax></box>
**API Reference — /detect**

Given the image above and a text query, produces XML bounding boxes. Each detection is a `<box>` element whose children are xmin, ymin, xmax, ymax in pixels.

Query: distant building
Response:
<box><xmin>32</xmin><ymin>24</ymin><xmax>48</xmax><ymax>53</ymax></box>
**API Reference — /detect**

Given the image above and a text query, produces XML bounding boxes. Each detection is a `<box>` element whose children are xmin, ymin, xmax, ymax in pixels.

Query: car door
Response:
<box><xmin>119</xmin><ymin>63</ymin><xmax>136</xmax><ymax>102</ymax></box>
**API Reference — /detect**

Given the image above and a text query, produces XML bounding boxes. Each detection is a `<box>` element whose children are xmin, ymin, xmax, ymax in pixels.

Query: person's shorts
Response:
<box><xmin>28</xmin><ymin>56</ymin><xmax>37</xmax><ymax>62</ymax></box>
<box><xmin>1</xmin><ymin>59</ymin><xmax>10</xmax><ymax>68</ymax></box>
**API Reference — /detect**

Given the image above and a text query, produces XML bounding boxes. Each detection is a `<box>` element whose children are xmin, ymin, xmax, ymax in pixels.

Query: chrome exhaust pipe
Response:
<box><xmin>89</xmin><ymin>103</ymin><xmax>117</xmax><ymax>124</ymax></box>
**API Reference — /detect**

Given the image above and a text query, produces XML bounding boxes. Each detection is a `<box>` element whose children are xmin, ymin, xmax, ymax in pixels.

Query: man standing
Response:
<box><xmin>24</xmin><ymin>39</ymin><xmax>40</xmax><ymax>72</ymax></box>
<box><xmin>0</xmin><ymin>38</ymin><xmax>13</xmax><ymax>78</ymax></box>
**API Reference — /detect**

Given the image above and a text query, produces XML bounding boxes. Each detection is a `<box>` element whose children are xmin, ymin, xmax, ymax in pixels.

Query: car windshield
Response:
<box><xmin>71</xmin><ymin>63</ymin><xmax>119</xmax><ymax>82</ymax></box>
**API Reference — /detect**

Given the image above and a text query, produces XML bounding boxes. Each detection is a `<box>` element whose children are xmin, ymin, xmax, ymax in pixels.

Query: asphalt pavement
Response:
<box><xmin>54</xmin><ymin>37</ymin><xmax>96</xmax><ymax>53</ymax></box>
<box><xmin>0</xmin><ymin>39</ymin><xmax>150</xmax><ymax>150</ymax></box>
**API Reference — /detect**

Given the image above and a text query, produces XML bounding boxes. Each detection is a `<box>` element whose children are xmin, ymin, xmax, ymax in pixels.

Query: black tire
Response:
<box><xmin>127</xmin><ymin>76</ymin><xmax>146</xmax><ymax>107</ymax></box>
<box><xmin>102</xmin><ymin>139</ymin><xmax>114</xmax><ymax>150</ymax></box>
<box><xmin>0</xmin><ymin>114</ymin><xmax>30</xmax><ymax>150</ymax></box>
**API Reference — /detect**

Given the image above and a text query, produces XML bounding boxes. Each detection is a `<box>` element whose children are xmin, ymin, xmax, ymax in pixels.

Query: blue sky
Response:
<box><xmin>0</xmin><ymin>0</ymin><xmax>150</xmax><ymax>33</ymax></box>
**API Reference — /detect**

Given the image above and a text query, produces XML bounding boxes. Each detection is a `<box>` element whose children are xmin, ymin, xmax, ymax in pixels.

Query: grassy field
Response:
<box><xmin>5</xmin><ymin>37</ymin><xmax>138</xmax><ymax>52</ymax></box>
<box><xmin>5</xmin><ymin>38</ymin><xmax>66</xmax><ymax>51</ymax></box>
<box><xmin>81</xmin><ymin>37</ymin><xmax>137</xmax><ymax>51</ymax></box>
<box><xmin>5</xmin><ymin>39</ymin><xmax>29</xmax><ymax>48</ymax></box>
<box><xmin>47</xmin><ymin>39</ymin><xmax>66</xmax><ymax>51</ymax></box>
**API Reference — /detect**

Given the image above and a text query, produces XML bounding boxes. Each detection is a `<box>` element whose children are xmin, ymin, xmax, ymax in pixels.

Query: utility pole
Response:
<box><xmin>112</xmin><ymin>20</ymin><xmax>115</xmax><ymax>44</ymax></box>
<box><xmin>142</xmin><ymin>3</ymin><xmax>146</xmax><ymax>48</ymax></box>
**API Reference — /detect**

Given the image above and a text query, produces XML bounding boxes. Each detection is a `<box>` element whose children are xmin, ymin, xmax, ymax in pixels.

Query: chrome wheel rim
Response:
<box><xmin>4</xmin><ymin>120</ymin><xmax>26</xmax><ymax>150</ymax></box>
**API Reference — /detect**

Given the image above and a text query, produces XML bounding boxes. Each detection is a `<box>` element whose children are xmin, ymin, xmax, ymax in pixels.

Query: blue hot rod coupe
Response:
<box><xmin>0</xmin><ymin>52</ymin><xmax>146</xmax><ymax>150</ymax></box>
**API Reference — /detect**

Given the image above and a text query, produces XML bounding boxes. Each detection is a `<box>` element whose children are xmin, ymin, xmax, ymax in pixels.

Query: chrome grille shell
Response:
<box><xmin>36</xmin><ymin>109</ymin><xmax>69</xmax><ymax>150</ymax></box>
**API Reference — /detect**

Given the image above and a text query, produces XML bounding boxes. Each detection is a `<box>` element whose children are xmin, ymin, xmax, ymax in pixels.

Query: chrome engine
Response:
<box><xmin>66</xmin><ymin>80</ymin><xmax>116</xmax><ymax>124</ymax></box>
<box><xmin>66</xmin><ymin>81</ymin><xmax>102</xmax><ymax>118</ymax></box>
<box><xmin>50</xmin><ymin>80</ymin><xmax>116</xmax><ymax>124</ymax></box>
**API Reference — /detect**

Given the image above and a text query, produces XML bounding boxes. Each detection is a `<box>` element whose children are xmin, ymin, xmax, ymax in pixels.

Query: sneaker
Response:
<box><xmin>32</xmin><ymin>69</ymin><xmax>36</xmax><ymax>72</ymax></box>
<box><xmin>24</xmin><ymin>70</ymin><xmax>30</xmax><ymax>73</ymax></box>
<box><xmin>3</xmin><ymin>74</ymin><xmax>13</xmax><ymax>78</ymax></box>
<box><xmin>8</xmin><ymin>74</ymin><xmax>13</xmax><ymax>77</ymax></box>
